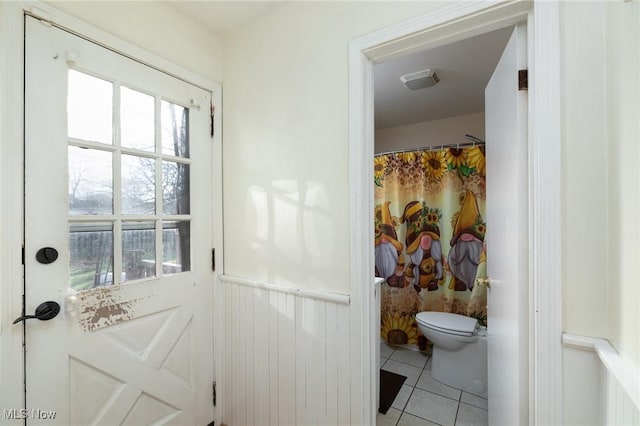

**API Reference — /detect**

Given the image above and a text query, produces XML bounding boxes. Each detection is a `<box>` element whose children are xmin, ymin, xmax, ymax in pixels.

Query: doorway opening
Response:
<box><xmin>373</xmin><ymin>25</ymin><xmax>513</xmax><ymax>426</ymax></box>
<box><xmin>348</xmin><ymin>2</ymin><xmax>563</xmax><ymax>425</ymax></box>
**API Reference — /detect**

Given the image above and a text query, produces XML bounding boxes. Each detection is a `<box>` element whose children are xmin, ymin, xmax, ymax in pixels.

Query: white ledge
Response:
<box><xmin>563</xmin><ymin>333</ymin><xmax>640</xmax><ymax>412</ymax></box>
<box><xmin>219</xmin><ymin>274</ymin><xmax>351</xmax><ymax>306</ymax></box>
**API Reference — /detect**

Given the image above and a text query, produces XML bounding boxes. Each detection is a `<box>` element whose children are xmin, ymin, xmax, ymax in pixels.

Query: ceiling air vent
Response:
<box><xmin>400</xmin><ymin>68</ymin><xmax>440</xmax><ymax>90</ymax></box>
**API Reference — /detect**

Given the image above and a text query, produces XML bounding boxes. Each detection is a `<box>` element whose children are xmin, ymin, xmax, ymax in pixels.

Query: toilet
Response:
<box><xmin>415</xmin><ymin>311</ymin><xmax>487</xmax><ymax>397</ymax></box>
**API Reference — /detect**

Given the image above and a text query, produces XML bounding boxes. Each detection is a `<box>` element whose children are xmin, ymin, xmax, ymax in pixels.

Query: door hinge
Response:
<box><xmin>211</xmin><ymin>248</ymin><xmax>216</xmax><ymax>271</ymax></box>
<box><xmin>518</xmin><ymin>69</ymin><xmax>528</xmax><ymax>91</ymax></box>
<box><xmin>210</xmin><ymin>103</ymin><xmax>215</xmax><ymax>137</ymax></box>
<box><xmin>212</xmin><ymin>381</ymin><xmax>217</xmax><ymax>406</ymax></box>
<box><xmin>21</xmin><ymin>246</ymin><xmax>25</xmax><ymax>265</ymax></box>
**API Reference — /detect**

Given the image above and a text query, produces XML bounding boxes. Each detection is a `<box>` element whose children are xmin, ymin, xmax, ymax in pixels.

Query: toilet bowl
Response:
<box><xmin>415</xmin><ymin>311</ymin><xmax>487</xmax><ymax>397</ymax></box>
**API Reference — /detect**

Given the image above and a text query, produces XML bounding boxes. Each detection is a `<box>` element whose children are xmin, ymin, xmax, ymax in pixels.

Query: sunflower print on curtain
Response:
<box><xmin>374</xmin><ymin>146</ymin><xmax>487</xmax><ymax>350</ymax></box>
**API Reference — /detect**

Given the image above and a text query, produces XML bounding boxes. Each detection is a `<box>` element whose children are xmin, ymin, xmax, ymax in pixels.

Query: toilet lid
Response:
<box><xmin>416</xmin><ymin>312</ymin><xmax>478</xmax><ymax>336</ymax></box>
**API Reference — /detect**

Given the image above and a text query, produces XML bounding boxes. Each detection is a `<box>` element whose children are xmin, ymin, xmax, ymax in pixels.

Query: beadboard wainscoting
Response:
<box><xmin>219</xmin><ymin>275</ymin><xmax>352</xmax><ymax>426</ymax></box>
<box><xmin>563</xmin><ymin>334</ymin><xmax>640</xmax><ymax>425</ymax></box>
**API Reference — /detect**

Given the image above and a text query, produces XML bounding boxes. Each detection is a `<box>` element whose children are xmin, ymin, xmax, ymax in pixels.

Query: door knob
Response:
<box><xmin>35</xmin><ymin>247</ymin><xmax>58</xmax><ymax>264</ymax></box>
<box><xmin>13</xmin><ymin>301</ymin><xmax>60</xmax><ymax>324</ymax></box>
<box><xmin>476</xmin><ymin>277</ymin><xmax>491</xmax><ymax>288</ymax></box>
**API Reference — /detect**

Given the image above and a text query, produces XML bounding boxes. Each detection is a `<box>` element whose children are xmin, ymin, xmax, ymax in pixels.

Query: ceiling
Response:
<box><xmin>374</xmin><ymin>26</ymin><xmax>513</xmax><ymax>129</ymax></box>
<box><xmin>165</xmin><ymin>2</ymin><xmax>512</xmax><ymax>130</ymax></box>
<box><xmin>167</xmin><ymin>1</ymin><xmax>284</xmax><ymax>35</ymax></box>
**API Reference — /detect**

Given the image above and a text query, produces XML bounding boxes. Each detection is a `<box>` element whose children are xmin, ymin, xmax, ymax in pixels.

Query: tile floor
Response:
<box><xmin>377</xmin><ymin>342</ymin><xmax>488</xmax><ymax>426</ymax></box>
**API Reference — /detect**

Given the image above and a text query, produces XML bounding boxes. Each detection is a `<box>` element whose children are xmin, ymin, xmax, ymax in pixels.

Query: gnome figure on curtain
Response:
<box><xmin>448</xmin><ymin>190</ymin><xmax>487</xmax><ymax>292</ymax></box>
<box><xmin>401</xmin><ymin>201</ymin><xmax>445</xmax><ymax>293</ymax></box>
<box><xmin>374</xmin><ymin>201</ymin><xmax>405</xmax><ymax>288</ymax></box>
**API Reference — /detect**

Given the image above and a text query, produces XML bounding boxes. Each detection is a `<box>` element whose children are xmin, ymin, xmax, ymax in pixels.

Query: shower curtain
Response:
<box><xmin>374</xmin><ymin>145</ymin><xmax>487</xmax><ymax>350</ymax></box>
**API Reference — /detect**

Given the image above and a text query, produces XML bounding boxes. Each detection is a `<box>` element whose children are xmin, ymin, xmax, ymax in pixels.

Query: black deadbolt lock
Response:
<box><xmin>36</xmin><ymin>247</ymin><xmax>58</xmax><ymax>264</ymax></box>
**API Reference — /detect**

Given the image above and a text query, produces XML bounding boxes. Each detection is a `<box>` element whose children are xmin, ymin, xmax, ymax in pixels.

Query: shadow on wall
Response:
<box><xmin>241</xmin><ymin>179</ymin><xmax>343</xmax><ymax>290</ymax></box>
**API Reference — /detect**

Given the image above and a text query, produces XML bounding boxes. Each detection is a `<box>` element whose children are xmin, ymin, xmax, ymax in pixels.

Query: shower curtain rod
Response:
<box><xmin>375</xmin><ymin>140</ymin><xmax>485</xmax><ymax>157</ymax></box>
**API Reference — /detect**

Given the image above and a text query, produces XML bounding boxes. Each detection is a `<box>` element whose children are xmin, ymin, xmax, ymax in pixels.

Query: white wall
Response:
<box><xmin>45</xmin><ymin>1</ymin><xmax>223</xmax><ymax>82</ymax></box>
<box><xmin>222</xmin><ymin>1</ymin><xmax>447</xmax><ymax>294</ymax></box>
<box><xmin>560</xmin><ymin>0</ymin><xmax>609</xmax><ymax>340</ymax></box>
<box><xmin>3</xmin><ymin>0</ymin><xmax>638</xmax><ymax>422</ymax></box>
<box><xmin>602</xmin><ymin>0</ymin><xmax>640</xmax><ymax>375</ymax></box>
<box><xmin>560</xmin><ymin>1</ymin><xmax>640</xmax><ymax>374</ymax></box>
<box><xmin>222</xmin><ymin>1</ymin><xmax>640</xmax><ymax>422</ymax></box>
<box><xmin>374</xmin><ymin>112</ymin><xmax>484</xmax><ymax>153</ymax></box>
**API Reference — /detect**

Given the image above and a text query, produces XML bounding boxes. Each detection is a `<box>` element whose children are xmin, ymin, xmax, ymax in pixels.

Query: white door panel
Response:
<box><xmin>485</xmin><ymin>25</ymin><xmax>528</xmax><ymax>426</ymax></box>
<box><xmin>24</xmin><ymin>16</ymin><xmax>214</xmax><ymax>425</ymax></box>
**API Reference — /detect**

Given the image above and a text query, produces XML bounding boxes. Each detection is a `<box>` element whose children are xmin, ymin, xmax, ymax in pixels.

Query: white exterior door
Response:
<box><xmin>23</xmin><ymin>16</ymin><xmax>215</xmax><ymax>425</ymax></box>
<box><xmin>485</xmin><ymin>25</ymin><xmax>528</xmax><ymax>426</ymax></box>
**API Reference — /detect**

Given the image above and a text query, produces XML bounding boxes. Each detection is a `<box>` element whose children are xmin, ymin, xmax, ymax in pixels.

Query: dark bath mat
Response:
<box><xmin>379</xmin><ymin>369</ymin><xmax>407</xmax><ymax>414</ymax></box>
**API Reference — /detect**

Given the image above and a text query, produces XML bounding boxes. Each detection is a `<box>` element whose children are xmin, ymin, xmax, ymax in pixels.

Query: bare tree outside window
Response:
<box><xmin>67</xmin><ymin>74</ymin><xmax>193</xmax><ymax>288</ymax></box>
<box><xmin>164</xmin><ymin>102</ymin><xmax>190</xmax><ymax>271</ymax></box>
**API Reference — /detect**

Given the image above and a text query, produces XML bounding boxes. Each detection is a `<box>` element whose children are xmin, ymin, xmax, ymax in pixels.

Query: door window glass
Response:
<box><xmin>122</xmin><ymin>221</ymin><xmax>156</xmax><ymax>282</ymax></box>
<box><xmin>121</xmin><ymin>154</ymin><xmax>156</xmax><ymax>215</ymax></box>
<box><xmin>67</xmin><ymin>70</ymin><xmax>192</xmax><ymax>289</ymax></box>
<box><xmin>162</xmin><ymin>161</ymin><xmax>190</xmax><ymax>215</ymax></box>
<box><xmin>121</xmin><ymin>86</ymin><xmax>155</xmax><ymax>152</ymax></box>
<box><xmin>67</xmin><ymin>69</ymin><xmax>113</xmax><ymax>144</ymax></box>
<box><xmin>68</xmin><ymin>146</ymin><xmax>113</xmax><ymax>215</ymax></box>
<box><xmin>69</xmin><ymin>222</ymin><xmax>114</xmax><ymax>290</ymax></box>
<box><xmin>161</xmin><ymin>100</ymin><xmax>189</xmax><ymax>157</ymax></box>
<box><xmin>162</xmin><ymin>221</ymin><xmax>190</xmax><ymax>274</ymax></box>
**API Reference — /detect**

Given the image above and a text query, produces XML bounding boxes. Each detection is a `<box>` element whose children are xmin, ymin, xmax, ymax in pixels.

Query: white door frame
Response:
<box><xmin>0</xmin><ymin>2</ymin><xmax>225</xmax><ymax>424</ymax></box>
<box><xmin>348</xmin><ymin>1</ymin><xmax>562</xmax><ymax>424</ymax></box>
